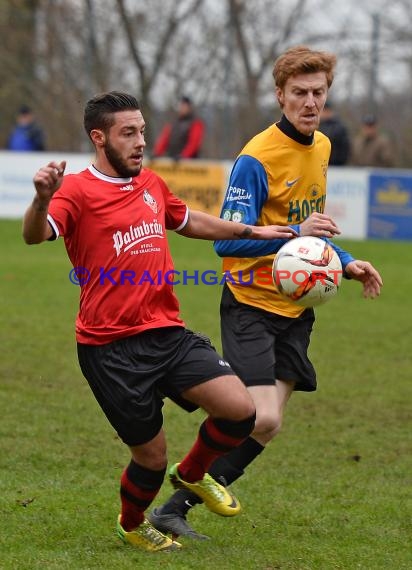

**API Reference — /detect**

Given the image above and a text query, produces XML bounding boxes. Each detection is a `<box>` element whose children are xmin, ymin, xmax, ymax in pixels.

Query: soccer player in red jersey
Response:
<box><xmin>22</xmin><ymin>91</ymin><xmax>296</xmax><ymax>552</ymax></box>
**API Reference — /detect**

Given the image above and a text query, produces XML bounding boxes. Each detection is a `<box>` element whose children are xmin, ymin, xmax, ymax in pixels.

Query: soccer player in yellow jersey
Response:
<box><xmin>149</xmin><ymin>46</ymin><xmax>383</xmax><ymax>540</ymax></box>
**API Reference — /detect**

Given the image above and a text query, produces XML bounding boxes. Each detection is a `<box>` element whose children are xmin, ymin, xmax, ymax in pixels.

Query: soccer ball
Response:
<box><xmin>272</xmin><ymin>236</ymin><xmax>342</xmax><ymax>308</ymax></box>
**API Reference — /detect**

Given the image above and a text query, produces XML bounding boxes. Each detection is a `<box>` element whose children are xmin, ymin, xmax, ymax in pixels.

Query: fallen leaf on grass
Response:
<box><xmin>16</xmin><ymin>497</ymin><xmax>35</xmax><ymax>507</ymax></box>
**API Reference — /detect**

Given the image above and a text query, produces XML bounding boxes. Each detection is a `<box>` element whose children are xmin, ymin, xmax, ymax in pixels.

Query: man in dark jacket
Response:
<box><xmin>153</xmin><ymin>96</ymin><xmax>204</xmax><ymax>159</ymax></box>
<box><xmin>318</xmin><ymin>101</ymin><xmax>350</xmax><ymax>165</ymax></box>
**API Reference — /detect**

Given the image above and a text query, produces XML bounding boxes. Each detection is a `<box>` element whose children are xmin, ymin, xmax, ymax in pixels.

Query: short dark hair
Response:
<box><xmin>362</xmin><ymin>114</ymin><xmax>377</xmax><ymax>126</ymax></box>
<box><xmin>18</xmin><ymin>104</ymin><xmax>32</xmax><ymax>115</ymax></box>
<box><xmin>83</xmin><ymin>91</ymin><xmax>140</xmax><ymax>138</ymax></box>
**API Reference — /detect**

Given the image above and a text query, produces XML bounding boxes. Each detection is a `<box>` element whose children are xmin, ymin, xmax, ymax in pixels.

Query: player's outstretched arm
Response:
<box><xmin>177</xmin><ymin>209</ymin><xmax>297</xmax><ymax>241</ymax></box>
<box><xmin>345</xmin><ymin>260</ymin><xmax>383</xmax><ymax>298</ymax></box>
<box><xmin>23</xmin><ymin>161</ymin><xmax>66</xmax><ymax>244</ymax></box>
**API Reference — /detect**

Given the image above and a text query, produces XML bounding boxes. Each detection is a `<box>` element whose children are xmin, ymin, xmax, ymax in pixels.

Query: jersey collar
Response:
<box><xmin>88</xmin><ymin>164</ymin><xmax>133</xmax><ymax>184</ymax></box>
<box><xmin>277</xmin><ymin>115</ymin><xmax>314</xmax><ymax>146</ymax></box>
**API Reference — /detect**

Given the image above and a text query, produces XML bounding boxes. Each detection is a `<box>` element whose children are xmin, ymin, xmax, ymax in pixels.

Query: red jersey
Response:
<box><xmin>48</xmin><ymin>165</ymin><xmax>188</xmax><ymax>345</ymax></box>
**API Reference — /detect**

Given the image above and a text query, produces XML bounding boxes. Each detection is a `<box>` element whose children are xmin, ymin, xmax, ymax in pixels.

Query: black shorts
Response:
<box><xmin>220</xmin><ymin>285</ymin><xmax>316</xmax><ymax>392</ymax></box>
<box><xmin>77</xmin><ymin>326</ymin><xmax>234</xmax><ymax>446</ymax></box>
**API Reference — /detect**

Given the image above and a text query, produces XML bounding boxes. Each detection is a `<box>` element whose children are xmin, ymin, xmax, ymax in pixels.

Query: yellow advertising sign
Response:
<box><xmin>146</xmin><ymin>159</ymin><xmax>226</xmax><ymax>216</ymax></box>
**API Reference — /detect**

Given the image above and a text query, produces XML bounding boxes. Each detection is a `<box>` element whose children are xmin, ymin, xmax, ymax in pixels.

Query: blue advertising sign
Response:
<box><xmin>367</xmin><ymin>173</ymin><xmax>412</xmax><ymax>240</ymax></box>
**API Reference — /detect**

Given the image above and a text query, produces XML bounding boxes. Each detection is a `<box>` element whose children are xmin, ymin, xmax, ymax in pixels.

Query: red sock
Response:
<box><xmin>178</xmin><ymin>417</ymin><xmax>249</xmax><ymax>483</ymax></box>
<box><xmin>120</xmin><ymin>461</ymin><xmax>165</xmax><ymax>531</ymax></box>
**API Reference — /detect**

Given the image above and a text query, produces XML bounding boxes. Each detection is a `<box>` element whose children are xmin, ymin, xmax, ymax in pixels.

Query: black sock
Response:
<box><xmin>158</xmin><ymin>488</ymin><xmax>202</xmax><ymax>516</ymax></box>
<box><xmin>208</xmin><ymin>436</ymin><xmax>264</xmax><ymax>485</ymax></box>
<box><xmin>158</xmin><ymin>437</ymin><xmax>264</xmax><ymax>517</ymax></box>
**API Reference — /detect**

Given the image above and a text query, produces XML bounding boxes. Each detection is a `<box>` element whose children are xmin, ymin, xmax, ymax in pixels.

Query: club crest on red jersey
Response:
<box><xmin>143</xmin><ymin>189</ymin><xmax>158</xmax><ymax>214</ymax></box>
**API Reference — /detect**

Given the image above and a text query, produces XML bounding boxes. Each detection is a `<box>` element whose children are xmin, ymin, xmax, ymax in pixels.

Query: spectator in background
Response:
<box><xmin>7</xmin><ymin>105</ymin><xmax>45</xmax><ymax>151</ymax></box>
<box><xmin>152</xmin><ymin>96</ymin><xmax>204</xmax><ymax>159</ymax></box>
<box><xmin>351</xmin><ymin>114</ymin><xmax>394</xmax><ymax>168</ymax></box>
<box><xmin>318</xmin><ymin>101</ymin><xmax>350</xmax><ymax>165</ymax></box>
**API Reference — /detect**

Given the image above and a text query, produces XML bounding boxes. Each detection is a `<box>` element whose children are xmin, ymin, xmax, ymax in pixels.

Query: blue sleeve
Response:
<box><xmin>214</xmin><ymin>155</ymin><xmax>298</xmax><ymax>257</ymax></box>
<box><xmin>325</xmin><ymin>238</ymin><xmax>355</xmax><ymax>273</ymax></box>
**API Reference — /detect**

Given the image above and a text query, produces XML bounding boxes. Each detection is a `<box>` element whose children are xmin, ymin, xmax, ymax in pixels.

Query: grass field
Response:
<box><xmin>0</xmin><ymin>218</ymin><xmax>411</xmax><ymax>570</ymax></box>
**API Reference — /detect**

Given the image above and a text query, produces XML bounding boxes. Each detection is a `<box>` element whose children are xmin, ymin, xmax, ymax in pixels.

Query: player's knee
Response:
<box><xmin>222</xmin><ymin>394</ymin><xmax>256</xmax><ymax>422</ymax></box>
<box><xmin>253</xmin><ymin>411</ymin><xmax>283</xmax><ymax>439</ymax></box>
<box><xmin>241</xmin><ymin>399</ymin><xmax>257</xmax><ymax>421</ymax></box>
<box><xmin>129</xmin><ymin>441</ymin><xmax>168</xmax><ymax>471</ymax></box>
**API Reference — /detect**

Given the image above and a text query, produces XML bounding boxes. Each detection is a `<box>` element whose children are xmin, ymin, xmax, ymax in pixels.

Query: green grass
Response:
<box><xmin>1</xmin><ymin>219</ymin><xmax>411</xmax><ymax>569</ymax></box>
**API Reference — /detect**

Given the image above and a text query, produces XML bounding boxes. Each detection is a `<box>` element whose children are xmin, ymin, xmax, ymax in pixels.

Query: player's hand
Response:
<box><xmin>345</xmin><ymin>260</ymin><xmax>383</xmax><ymax>298</ymax></box>
<box><xmin>299</xmin><ymin>212</ymin><xmax>340</xmax><ymax>238</ymax></box>
<box><xmin>253</xmin><ymin>225</ymin><xmax>298</xmax><ymax>240</ymax></box>
<box><xmin>33</xmin><ymin>160</ymin><xmax>66</xmax><ymax>203</ymax></box>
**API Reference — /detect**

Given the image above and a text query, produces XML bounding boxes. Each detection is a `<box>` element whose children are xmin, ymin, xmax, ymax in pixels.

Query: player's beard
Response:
<box><xmin>104</xmin><ymin>139</ymin><xmax>142</xmax><ymax>178</ymax></box>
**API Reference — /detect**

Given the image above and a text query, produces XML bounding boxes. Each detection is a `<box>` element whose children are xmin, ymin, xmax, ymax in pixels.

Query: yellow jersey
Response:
<box><xmin>214</xmin><ymin>115</ymin><xmax>354</xmax><ymax>318</ymax></box>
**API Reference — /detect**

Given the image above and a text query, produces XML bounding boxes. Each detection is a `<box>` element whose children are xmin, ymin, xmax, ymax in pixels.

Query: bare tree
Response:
<box><xmin>225</xmin><ymin>0</ymin><xmax>309</xmax><ymax>144</ymax></box>
<box><xmin>114</xmin><ymin>0</ymin><xmax>204</xmax><ymax>130</ymax></box>
<box><xmin>1</xmin><ymin>0</ymin><xmax>411</xmax><ymax>164</ymax></box>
